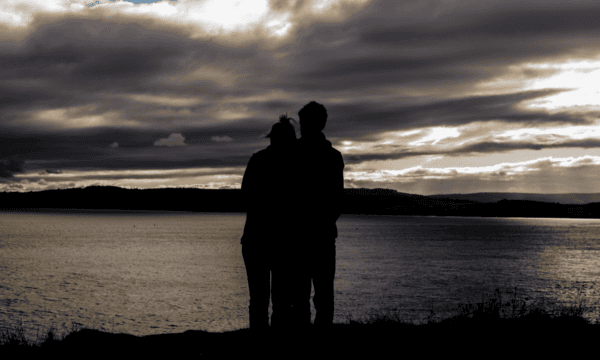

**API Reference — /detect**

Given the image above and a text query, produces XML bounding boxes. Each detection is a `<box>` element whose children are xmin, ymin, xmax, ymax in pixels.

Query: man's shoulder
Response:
<box><xmin>298</xmin><ymin>137</ymin><xmax>343</xmax><ymax>164</ymax></box>
<box><xmin>324</xmin><ymin>144</ymin><xmax>344</xmax><ymax>163</ymax></box>
<box><xmin>329</xmin><ymin>146</ymin><xmax>343</xmax><ymax>157</ymax></box>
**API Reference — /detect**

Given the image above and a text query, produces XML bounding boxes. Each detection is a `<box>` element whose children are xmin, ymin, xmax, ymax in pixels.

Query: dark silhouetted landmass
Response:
<box><xmin>4</xmin><ymin>319</ymin><xmax>597</xmax><ymax>358</ymax></box>
<box><xmin>2</xmin><ymin>186</ymin><xmax>600</xmax><ymax>218</ymax></box>
<box><xmin>0</xmin><ymin>186</ymin><xmax>244</xmax><ymax>212</ymax></box>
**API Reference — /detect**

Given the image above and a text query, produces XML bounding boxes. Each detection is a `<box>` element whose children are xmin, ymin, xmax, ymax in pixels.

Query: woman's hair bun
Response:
<box><xmin>279</xmin><ymin>113</ymin><xmax>296</xmax><ymax>126</ymax></box>
<box><xmin>266</xmin><ymin>112</ymin><xmax>297</xmax><ymax>140</ymax></box>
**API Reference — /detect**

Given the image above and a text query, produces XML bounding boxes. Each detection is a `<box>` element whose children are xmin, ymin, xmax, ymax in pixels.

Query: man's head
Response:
<box><xmin>298</xmin><ymin>101</ymin><xmax>327</xmax><ymax>137</ymax></box>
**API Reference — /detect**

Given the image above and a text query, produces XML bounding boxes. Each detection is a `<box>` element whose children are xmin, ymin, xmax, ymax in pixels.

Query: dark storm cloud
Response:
<box><xmin>0</xmin><ymin>15</ymin><xmax>280</xmax><ymax>173</ymax></box>
<box><xmin>343</xmin><ymin>138</ymin><xmax>600</xmax><ymax>165</ymax></box>
<box><xmin>357</xmin><ymin>5</ymin><xmax>600</xmax><ymax>44</ymax></box>
<box><xmin>324</xmin><ymin>89</ymin><xmax>585</xmax><ymax>140</ymax></box>
<box><xmin>454</xmin><ymin>139</ymin><xmax>600</xmax><ymax>155</ymax></box>
<box><xmin>2</xmin><ymin>125</ymin><xmax>263</xmax><ymax>172</ymax></box>
<box><xmin>2</xmin><ymin>0</ymin><xmax>600</xmax><ymax>184</ymax></box>
<box><xmin>0</xmin><ymin>157</ymin><xmax>25</xmax><ymax>178</ymax></box>
<box><xmin>0</xmin><ymin>14</ymin><xmax>263</xmax><ymax>99</ymax></box>
<box><xmin>277</xmin><ymin>1</ymin><xmax>600</xmax><ymax>93</ymax></box>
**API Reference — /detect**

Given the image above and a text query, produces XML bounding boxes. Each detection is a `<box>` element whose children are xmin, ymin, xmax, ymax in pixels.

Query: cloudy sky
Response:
<box><xmin>2</xmin><ymin>0</ymin><xmax>600</xmax><ymax>195</ymax></box>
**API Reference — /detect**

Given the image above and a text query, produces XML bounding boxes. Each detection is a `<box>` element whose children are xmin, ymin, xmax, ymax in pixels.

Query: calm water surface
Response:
<box><xmin>1</xmin><ymin>212</ymin><xmax>599</xmax><ymax>340</ymax></box>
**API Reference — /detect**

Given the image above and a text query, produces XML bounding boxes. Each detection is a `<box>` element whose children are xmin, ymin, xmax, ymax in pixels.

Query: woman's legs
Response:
<box><xmin>242</xmin><ymin>244</ymin><xmax>271</xmax><ymax>330</ymax></box>
<box><xmin>271</xmin><ymin>242</ymin><xmax>298</xmax><ymax>328</ymax></box>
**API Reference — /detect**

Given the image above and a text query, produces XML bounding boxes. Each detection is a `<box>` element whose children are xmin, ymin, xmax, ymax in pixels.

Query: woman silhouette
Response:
<box><xmin>241</xmin><ymin>114</ymin><xmax>299</xmax><ymax>331</ymax></box>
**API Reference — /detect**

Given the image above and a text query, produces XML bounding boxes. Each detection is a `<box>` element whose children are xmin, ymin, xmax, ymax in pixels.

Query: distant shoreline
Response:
<box><xmin>2</xmin><ymin>208</ymin><xmax>600</xmax><ymax>221</ymax></box>
<box><xmin>2</xmin><ymin>186</ymin><xmax>600</xmax><ymax>219</ymax></box>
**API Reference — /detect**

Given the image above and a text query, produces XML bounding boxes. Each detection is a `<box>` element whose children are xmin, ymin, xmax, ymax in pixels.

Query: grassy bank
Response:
<box><xmin>2</xmin><ymin>289</ymin><xmax>599</xmax><ymax>357</ymax></box>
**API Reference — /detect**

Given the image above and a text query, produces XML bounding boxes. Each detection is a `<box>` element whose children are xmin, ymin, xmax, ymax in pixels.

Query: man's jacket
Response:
<box><xmin>296</xmin><ymin>132</ymin><xmax>345</xmax><ymax>242</ymax></box>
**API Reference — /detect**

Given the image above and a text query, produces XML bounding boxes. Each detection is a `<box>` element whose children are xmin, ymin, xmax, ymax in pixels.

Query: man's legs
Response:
<box><xmin>313</xmin><ymin>243</ymin><xmax>336</xmax><ymax>326</ymax></box>
<box><xmin>270</xmin><ymin>246</ymin><xmax>295</xmax><ymax>328</ymax></box>
<box><xmin>242</xmin><ymin>244</ymin><xmax>270</xmax><ymax>330</ymax></box>
<box><xmin>287</xmin><ymin>245</ymin><xmax>312</xmax><ymax>327</ymax></box>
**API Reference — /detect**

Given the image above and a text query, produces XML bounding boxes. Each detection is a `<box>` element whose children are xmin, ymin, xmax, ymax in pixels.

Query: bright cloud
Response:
<box><xmin>154</xmin><ymin>133</ymin><xmax>187</xmax><ymax>146</ymax></box>
<box><xmin>478</xmin><ymin>57</ymin><xmax>600</xmax><ymax>113</ymax></box>
<box><xmin>28</xmin><ymin>107</ymin><xmax>134</xmax><ymax>129</ymax></box>
<box><xmin>409</xmin><ymin>127</ymin><xmax>461</xmax><ymax>146</ymax></box>
<box><xmin>0</xmin><ymin>0</ymin><xmax>371</xmax><ymax>41</ymax></box>
<box><xmin>127</xmin><ymin>94</ymin><xmax>206</xmax><ymax>107</ymax></box>
<box><xmin>520</xmin><ymin>58</ymin><xmax>600</xmax><ymax>112</ymax></box>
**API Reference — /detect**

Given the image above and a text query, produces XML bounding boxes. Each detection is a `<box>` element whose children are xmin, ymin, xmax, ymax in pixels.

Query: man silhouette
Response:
<box><xmin>293</xmin><ymin>101</ymin><xmax>344</xmax><ymax>327</ymax></box>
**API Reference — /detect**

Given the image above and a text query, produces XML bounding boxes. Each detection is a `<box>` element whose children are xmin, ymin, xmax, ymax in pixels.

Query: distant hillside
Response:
<box><xmin>428</xmin><ymin>192</ymin><xmax>600</xmax><ymax>205</ymax></box>
<box><xmin>2</xmin><ymin>186</ymin><xmax>600</xmax><ymax>218</ymax></box>
<box><xmin>0</xmin><ymin>186</ymin><xmax>244</xmax><ymax>212</ymax></box>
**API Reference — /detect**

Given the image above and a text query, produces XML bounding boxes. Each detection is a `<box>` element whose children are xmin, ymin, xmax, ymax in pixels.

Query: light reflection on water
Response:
<box><xmin>1</xmin><ymin>212</ymin><xmax>599</xmax><ymax>341</ymax></box>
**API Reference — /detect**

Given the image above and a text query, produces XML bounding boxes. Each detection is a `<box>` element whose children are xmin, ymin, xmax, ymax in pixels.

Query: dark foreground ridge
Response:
<box><xmin>2</xmin><ymin>186</ymin><xmax>600</xmax><ymax>218</ymax></box>
<box><xmin>3</xmin><ymin>289</ymin><xmax>600</xmax><ymax>357</ymax></box>
<box><xmin>2</xmin><ymin>314</ymin><xmax>599</xmax><ymax>358</ymax></box>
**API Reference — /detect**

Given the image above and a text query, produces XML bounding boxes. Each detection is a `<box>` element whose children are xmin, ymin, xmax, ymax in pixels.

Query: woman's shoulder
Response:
<box><xmin>249</xmin><ymin>148</ymin><xmax>271</xmax><ymax>161</ymax></box>
<box><xmin>254</xmin><ymin>145</ymin><xmax>299</xmax><ymax>159</ymax></box>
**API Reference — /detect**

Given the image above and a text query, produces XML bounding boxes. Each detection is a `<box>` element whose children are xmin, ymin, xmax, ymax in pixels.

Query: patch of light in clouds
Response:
<box><xmin>493</xmin><ymin>122</ymin><xmax>600</xmax><ymax>142</ymax></box>
<box><xmin>395</xmin><ymin>129</ymin><xmax>423</xmax><ymax>138</ymax></box>
<box><xmin>479</xmin><ymin>57</ymin><xmax>600</xmax><ymax>113</ymax></box>
<box><xmin>79</xmin><ymin>1</ymin><xmax>168</xmax><ymax>20</ymax></box>
<box><xmin>154</xmin><ymin>133</ymin><xmax>187</xmax><ymax>147</ymax></box>
<box><xmin>219</xmin><ymin>90</ymin><xmax>294</xmax><ymax>104</ymax></box>
<box><xmin>409</xmin><ymin>127</ymin><xmax>461</xmax><ymax>146</ymax></box>
<box><xmin>29</xmin><ymin>107</ymin><xmax>133</xmax><ymax>129</ymax></box>
<box><xmin>167</xmin><ymin>65</ymin><xmax>240</xmax><ymax>88</ymax></box>
<box><xmin>0</xmin><ymin>0</ymin><xmax>372</xmax><ymax>40</ymax></box>
<box><xmin>127</xmin><ymin>94</ymin><xmax>206</xmax><ymax>107</ymax></box>
<box><xmin>521</xmin><ymin>58</ymin><xmax>600</xmax><ymax>112</ymax></box>
<box><xmin>187</xmin><ymin>0</ymin><xmax>270</xmax><ymax>33</ymax></box>
<box><xmin>213</xmin><ymin>105</ymin><xmax>253</xmax><ymax>121</ymax></box>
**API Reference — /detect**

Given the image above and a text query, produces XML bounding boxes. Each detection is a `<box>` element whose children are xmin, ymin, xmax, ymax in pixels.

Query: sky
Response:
<box><xmin>2</xmin><ymin>0</ymin><xmax>600</xmax><ymax>195</ymax></box>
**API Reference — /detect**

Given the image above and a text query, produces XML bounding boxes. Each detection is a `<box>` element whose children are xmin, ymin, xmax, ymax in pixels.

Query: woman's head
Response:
<box><xmin>267</xmin><ymin>114</ymin><xmax>297</xmax><ymax>146</ymax></box>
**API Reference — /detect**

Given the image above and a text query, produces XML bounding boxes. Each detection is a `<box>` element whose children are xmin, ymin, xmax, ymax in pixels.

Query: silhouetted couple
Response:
<box><xmin>241</xmin><ymin>101</ymin><xmax>344</xmax><ymax>331</ymax></box>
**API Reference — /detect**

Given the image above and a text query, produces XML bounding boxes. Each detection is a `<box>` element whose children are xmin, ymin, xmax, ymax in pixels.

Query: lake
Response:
<box><xmin>1</xmin><ymin>211</ymin><xmax>599</xmax><ymax>341</ymax></box>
